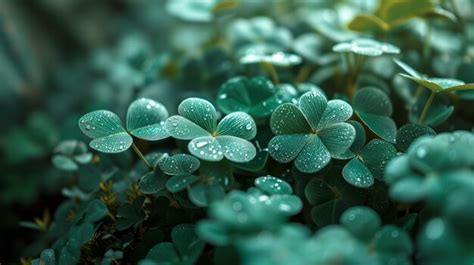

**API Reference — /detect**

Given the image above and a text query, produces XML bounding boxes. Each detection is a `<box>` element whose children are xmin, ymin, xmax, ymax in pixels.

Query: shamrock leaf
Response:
<box><xmin>217</xmin><ymin>76</ymin><xmax>279</xmax><ymax>118</ymax></box>
<box><xmin>396</xmin><ymin>124</ymin><xmax>436</xmax><ymax>152</ymax></box>
<box><xmin>126</xmin><ymin>98</ymin><xmax>169</xmax><ymax>141</ymax></box>
<box><xmin>240</xmin><ymin>51</ymin><xmax>302</xmax><ymax>67</ymax></box>
<box><xmin>145</xmin><ymin>224</ymin><xmax>205</xmax><ymax>265</ymax></box>
<box><xmin>394</xmin><ymin>59</ymin><xmax>474</xmax><ymax>93</ymax></box>
<box><xmin>352</xmin><ymin>87</ymin><xmax>397</xmax><ymax>143</ymax></box>
<box><xmin>79</xmin><ymin>98</ymin><xmax>169</xmax><ymax>153</ymax></box>
<box><xmin>79</xmin><ymin>110</ymin><xmax>133</xmax><ymax>153</ymax></box>
<box><xmin>165</xmin><ymin>98</ymin><xmax>257</xmax><ymax>163</ymax></box>
<box><xmin>268</xmin><ymin>91</ymin><xmax>355</xmax><ymax>173</ymax></box>
<box><xmin>52</xmin><ymin>140</ymin><xmax>92</xmax><ymax>171</ymax></box>
<box><xmin>342</xmin><ymin>139</ymin><xmax>397</xmax><ymax>188</ymax></box>
<box><xmin>340</xmin><ymin>206</ymin><xmax>381</xmax><ymax>242</ymax></box>
<box><xmin>333</xmin><ymin>38</ymin><xmax>400</xmax><ymax>57</ymax></box>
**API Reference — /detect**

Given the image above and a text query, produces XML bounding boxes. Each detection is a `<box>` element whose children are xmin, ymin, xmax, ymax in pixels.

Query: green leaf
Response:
<box><xmin>178</xmin><ymin>97</ymin><xmax>217</xmax><ymax>132</ymax></box>
<box><xmin>165</xmin><ymin>115</ymin><xmax>211</xmax><ymax>140</ymax></box>
<box><xmin>52</xmin><ymin>155</ymin><xmax>78</xmax><ymax>171</ymax></box>
<box><xmin>254</xmin><ymin>176</ymin><xmax>293</xmax><ymax>195</ymax></box>
<box><xmin>188</xmin><ymin>136</ymin><xmax>224</xmax><ymax>161</ymax></box>
<box><xmin>158</xmin><ymin>153</ymin><xmax>200</xmax><ymax>175</ymax></box>
<box><xmin>304</xmin><ymin>178</ymin><xmax>334</xmax><ymax>206</ymax></box>
<box><xmin>343</xmin><ymin>158</ymin><xmax>374</xmax><ymax>188</ymax></box>
<box><xmin>333</xmin><ymin>38</ymin><xmax>399</xmax><ymax>56</ymax></box>
<box><xmin>393</xmin><ymin>59</ymin><xmax>423</xmax><ymax>79</ymax></box>
<box><xmin>396</xmin><ymin>124</ymin><xmax>436</xmax><ymax>152</ymax></box>
<box><xmin>353</xmin><ymin>87</ymin><xmax>396</xmax><ymax>143</ymax></box>
<box><xmin>265</xmin><ymin>194</ymin><xmax>303</xmax><ymax>216</ymax></box>
<box><xmin>389</xmin><ymin>177</ymin><xmax>426</xmax><ymax>203</ymax></box>
<box><xmin>166</xmin><ymin>174</ymin><xmax>200</xmax><ymax>192</ymax></box>
<box><xmin>126</xmin><ymin>98</ymin><xmax>169</xmax><ymax>141</ymax></box>
<box><xmin>39</xmin><ymin>249</ymin><xmax>55</xmax><ymax>265</ymax></box>
<box><xmin>270</xmin><ymin>103</ymin><xmax>312</xmax><ymax>135</ymax></box>
<box><xmin>216</xmin><ymin>112</ymin><xmax>257</xmax><ymax>140</ymax></box>
<box><xmin>233</xmin><ymin>150</ymin><xmax>269</xmax><ymax>172</ymax></box>
<box><xmin>172</xmin><ymin>224</ymin><xmax>205</xmax><ymax>263</ymax></box>
<box><xmin>79</xmin><ymin>110</ymin><xmax>133</xmax><ymax>153</ymax></box>
<box><xmin>217</xmin><ymin>76</ymin><xmax>278</xmax><ymax>117</ymax></box>
<box><xmin>197</xmin><ymin>220</ymin><xmax>229</xmax><ymax>246</ymax></box>
<box><xmin>146</xmin><ymin>242</ymin><xmax>179</xmax><ymax>263</ymax></box>
<box><xmin>298</xmin><ymin>91</ymin><xmax>328</xmax><ymax>129</ymax></box>
<box><xmin>139</xmin><ymin>171</ymin><xmax>167</xmax><ymax>194</ymax></box>
<box><xmin>268</xmin><ymin>134</ymin><xmax>310</xmax><ymax>163</ymax></box>
<box><xmin>374</xmin><ymin>225</ymin><xmax>413</xmax><ymax>255</ymax></box>
<box><xmin>318</xmin><ymin>123</ymin><xmax>356</xmax><ymax>155</ymax></box>
<box><xmin>316</xmin><ymin>100</ymin><xmax>353</xmax><ymax>129</ymax></box>
<box><xmin>340</xmin><ymin>206</ymin><xmax>381</xmax><ymax>241</ymax></box>
<box><xmin>294</xmin><ymin>136</ymin><xmax>331</xmax><ymax>173</ymax></box>
<box><xmin>217</xmin><ymin>135</ymin><xmax>257</xmax><ymax>163</ymax></box>
<box><xmin>333</xmin><ymin>121</ymin><xmax>366</xmax><ymax>159</ymax></box>
<box><xmin>359</xmin><ymin>139</ymin><xmax>397</xmax><ymax>180</ymax></box>
<box><xmin>189</xmin><ymin>183</ymin><xmax>226</xmax><ymax>207</ymax></box>
<box><xmin>348</xmin><ymin>14</ymin><xmax>390</xmax><ymax>32</ymax></box>
<box><xmin>83</xmin><ymin>199</ymin><xmax>108</xmax><ymax>223</ymax></box>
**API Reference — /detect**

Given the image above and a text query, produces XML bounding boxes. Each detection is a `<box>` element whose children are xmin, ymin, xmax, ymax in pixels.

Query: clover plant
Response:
<box><xmin>7</xmin><ymin>1</ymin><xmax>474</xmax><ymax>265</ymax></box>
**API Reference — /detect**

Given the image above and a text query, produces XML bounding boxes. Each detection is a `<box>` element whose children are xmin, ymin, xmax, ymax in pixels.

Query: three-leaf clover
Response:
<box><xmin>79</xmin><ymin>98</ymin><xmax>169</xmax><ymax>153</ymax></box>
<box><xmin>268</xmin><ymin>90</ymin><xmax>355</xmax><ymax>173</ymax></box>
<box><xmin>333</xmin><ymin>38</ymin><xmax>400</xmax><ymax>57</ymax></box>
<box><xmin>52</xmin><ymin>140</ymin><xmax>92</xmax><ymax>171</ymax></box>
<box><xmin>217</xmin><ymin>76</ymin><xmax>279</xmax><ymax>118</ymax></box>
<box><xmin>165</xmin><ymin>97</ymin><xmax>257</xmax><ymax>163</ymax></box>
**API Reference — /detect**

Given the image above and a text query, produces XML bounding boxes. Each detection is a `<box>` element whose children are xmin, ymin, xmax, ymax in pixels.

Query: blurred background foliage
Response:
<box><xmin>0</xmin><ymin>0</ymin><xmax>473</xmax><ymax>264</ymax></box>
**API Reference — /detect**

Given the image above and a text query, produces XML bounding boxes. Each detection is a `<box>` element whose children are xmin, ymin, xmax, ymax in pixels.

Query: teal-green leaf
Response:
<box><xmin>89</xmin><ymin>133</ymin><xmax>133</xmax><ymax>153</ymax></box>
<box><xmin>304</xmin><ymin>178</ymin><xmax>334</xmax><ymax>205</ymax></box>
<box><xmin>298</xmin><ymin>91</ymin><xmax>327</xmax><ymax>129</ymax></box>
<box><xmin>266</xmin><ymin>194</ymin><xmax>303</xmax><ymax>216</ymax></box>
<box><xmin>393</xmin><ymin>59</ymin><xmax>423</xmax><ymax>79</ymax></box>
<box><xmin>340</xmin><ymin>206</ymin><xmax>381</xmax><ymax>241</ymax></box>
<box><xmin>79</xmin><ymin>110</ymin><xmax>133</xmax><ymax>153</ymax></box>
<box><xmin>374</xmin><ymin>225</ymin><xmax>413</xmax><ymax>255</ymax></box>
<box><xmin>254</xmin><ymin>176</ymin><xmax>293</xmax><ymax>195</ymax></box>
<box><xmin>172</xmin><ymin>224</ymin><xmax>205</xmax><ymax>262</ymax></box>
<box><xmin>316</xmin><ymin>100</ymin><xmax>353</xmax><ymax>129</ymax></box>
<box><xmin>139</xmin><ymin>171</ymin><xmax>167</xmax><ymax>194</ymax></box>
<box><xmin>52</xmin><ymin>155</ymin><xmax>78</xmax><ymax>171</ymax></box>
<box><xmin>188</xmin><ymin>136</ymin><xmax>224</xmax><ymax>161</ymax></box>
<box><xmin>178</xmin><ymin>97</ymin><xmax>217</xmax><ymax>132</ymax></box>
<box><xmin>318</xmin><ymin>123</ymin><xmax>356</xmax><ymax>156</ymax></box>
<box><xmin>217</xmin><ymin>135</ymin><xmax>256</xmax><ymax>163</ymax></box>
<box><xmin>39</xmin><ymin>249</ymin><xmax>55</xmax><ymax>265</ymax></box>
<box><xmin>353</xmin><ymin>87</ymin><xmax>396</xmax><ymax>143</ymax></box>
<box><xmin>343</xmin><ymin>157</ymin><xmax>374</xmax><ymax>188</ymax></box>
<box><xmin>270</xmin><ymin>103</ymin><xmax>312</xmax><ymax>135</ymax></box>
<box><xmin>217</xmin><ymin>76</ymin><xmax>278</xmax><ymax>117</ymax></box>
<box><xmin>396</xmin><ymin>124</ymin><xmax>436</xmax><ymax>152</ymax></box>
<box><xmin>126</xmin><ymin>98</ymin><xmax>169</xmax><ymax>141</ymax></box>
<box><xmin>268</xmin><ymin>134</ymin><xmax>310</xmax><ymax>163</ymax></box>
<box><xmin>165</xmin><ymin>115</ymin><xmax>211</xmax><ymax>140</ymax></box>
<box><xmin>158</xmin><ymin>153</ymin><xmax>200</xmax><ymax>175</ymax></box>
<box><xmin>216</xmin><ymin>112</ymin><xmax>257</xmax><ymax>140</ymax></box>
<box><xmin>359</xmin><ymin>139</ymin><xmax>397</xmax><ymax>180</ymax></box>
<box><xmin>146</xmin><ymin>242</ymin><xmax>179</xmax><ymax>263</ymax></box>
<box><xmin>333</xmin><ymin>121</ymin><xmax>366</xmax><ymax>159</ymax></box>
<box><xmin>389</xmin><ymin>177</ymin><xmax>426</xmax><ymax>203</ymax></box>
<box><xmin>189</xmin><ymin>183</ymin><xmax>226</xmax><ymax>207</ymax></box>
<box><xmin>197</xmin><ymin>220</ymin><xmax>229</xmax><ymax>246</ymax></box>
<box><xmin>295</xmin><ymin>136</ymin><xmax>331</xmax><ymax>173</ymax></box>
<box><xmin>166</xmin><ymin>174</ymin><xmax>200</xmax><ymax>192</ymax></box>
<box><xmin>83</xmin><ymin>199</ymin><xmax>108</xmax><ymax>223</ymax></box>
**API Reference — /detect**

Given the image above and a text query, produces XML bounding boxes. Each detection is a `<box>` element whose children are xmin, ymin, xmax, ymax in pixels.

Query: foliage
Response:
<box><xmin>2</xmin><ymin>0</ymin><xmax>474</xmax><ymax>264</ymax></box>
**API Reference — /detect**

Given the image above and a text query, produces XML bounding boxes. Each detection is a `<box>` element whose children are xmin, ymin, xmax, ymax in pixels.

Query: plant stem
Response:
<box><xmin>294</xmin><ymin>64</ymin><xmax>314</xmax><ymax>84</ymax></box>
<box><xmin>132</xmin><ymin>142</ymin><xmax>152</xmax><ymax>170</ymax></box>
<box><xmin>261</xmin><ymin>62</ymin><xmax>279</xmax><ymax>84</ymax></box>
<box><xmin>418</xmin><ymin>91</ymin><xmax>436</xmax><ymax>125</ymax></box>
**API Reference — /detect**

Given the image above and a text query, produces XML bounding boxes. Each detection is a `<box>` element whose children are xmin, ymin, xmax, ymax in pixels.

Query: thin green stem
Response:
<box><xmin>132</xmin><ymin>142</ymin><xmax>152</xmax><ymax>170</ymax></box>
<box><xmin>418</xmin><ymin>91</ymin><xmax>436</xmax><ymax>125</ymax></box>
<box><xmin>261</xmin><ymin>62</ymin><xmax>279</xmax><ymax>84</ymax></box>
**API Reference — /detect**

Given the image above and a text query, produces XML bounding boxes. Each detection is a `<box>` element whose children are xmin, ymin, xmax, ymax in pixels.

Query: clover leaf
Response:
<box><xmin>253</xmin><ymin>176</ymin><xmax>302</xmax><ymax>216</ymax></box>
<box><xmin>352</xmin><ymin>87</ymin><xmax>397</xmax><ymax>143</ymax></box>
<box><xmin>126</xmin><ymin>98</ymin><xmax>169</xmax><ymax>141</ymax></box>
<box><xmin>342</xmin><ymin>139</ymin><xmax>397</xmax><ymax>188</ymax></box>
<box><xmin>333</xmin><ymin>38</ymin><xmax>400</xmax><ymax>57</ymax></box>
<box><xmin>340</xmin><ymin>206</ymin><xmax>381</xmax><ymax>242</ymax></box>
<box><xmin>396</xmin><ymin>124</ymin><xmax>436</xmax><ymax>152</ymax></box>
<box><xmin>394</xmin><ymin>59</ymin><xmax>474</xmax><ymax>94</ymax></box>
<box><xmin>240</xmin><ymin>51</ymin><xmax>302</xmax><ymax>67</ymax></box>
<box><xmin>268</xmin><ymin>91</ymin><xmax>355</xmax><ymax>173</ymax></box>
<box><xmin>145</xmin><ymin>224</ymin><xmax>205</xmax><ymax>265</ymax></box>
<box><xmin>52</xmin><ymin>140</ymin><xmax>92</xmax><ymax>171</ymax></box>
<box><xmin>165</xmin><ymin>98</ymin><xmax>257</xmax><ymax>163</ymax></box>
<box><xmin>217</xmin><ymin>76</ymin><xmax>279</xmax><ymax>118</ymax></box>
<box><xmin>79</xmin><ymin>98</ymin><xmax>169</xmax><ymax>153</ymax></box>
